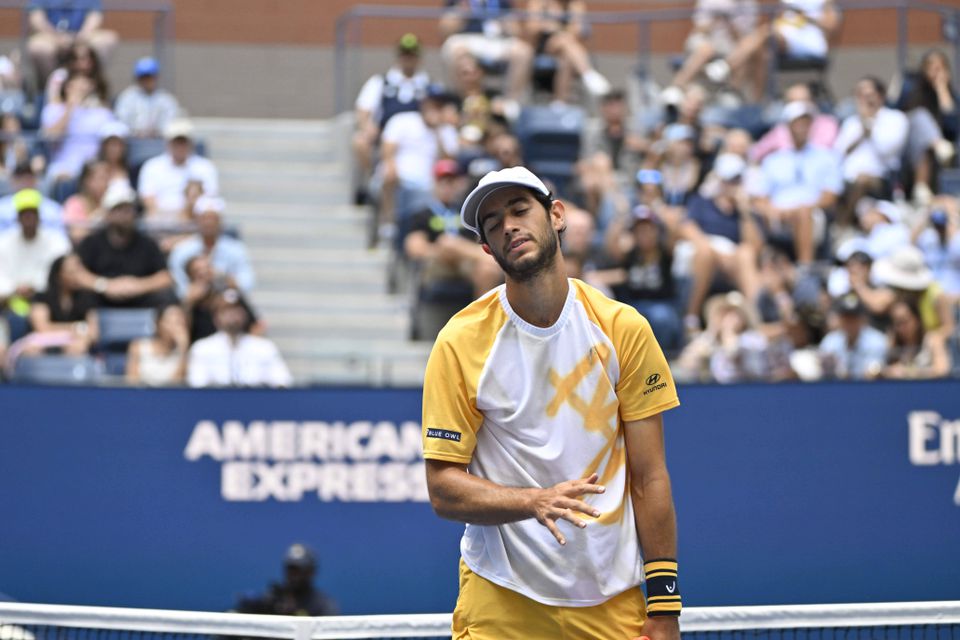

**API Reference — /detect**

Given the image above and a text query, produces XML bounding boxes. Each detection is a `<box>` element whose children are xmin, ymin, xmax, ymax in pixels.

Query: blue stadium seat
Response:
<box><xmin>938</xmin><ymin>168</ymin><xmax>960</xmax><ymax>196</ymax></box>
<box><xmin>514</xmin><ymin>104</ymin><xmax>584</xmax><ymax>198</ymax></box>
<box><xmin>96</xmin><ymin>308</ymin><xmax>156</xmax><ymax>351</ymax></box>
<box><xmin>12</xmin><ymin>355</ymin><xmax>104</xmax><ymax>385</ymax></box>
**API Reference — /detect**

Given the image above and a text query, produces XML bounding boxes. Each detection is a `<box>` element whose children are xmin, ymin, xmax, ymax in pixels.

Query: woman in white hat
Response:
<box><xmin>869</xmin><ymin>246</ymin><xmax>955</xmax><ymax>340</ymax></box>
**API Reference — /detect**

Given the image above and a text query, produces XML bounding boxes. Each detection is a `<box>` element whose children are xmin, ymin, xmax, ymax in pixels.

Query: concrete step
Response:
<box><xmin>251</xmin><ymin>291</ymin><xmax>406</xmax><ymax>312</ymax></box>
<box><xmin>247</xmin><ymin>247</ymin><xmax>387</xmax><ymax>266</ymax></box>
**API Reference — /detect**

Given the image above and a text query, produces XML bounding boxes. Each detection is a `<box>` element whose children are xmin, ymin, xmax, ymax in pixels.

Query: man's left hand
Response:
<box><xmin>633</xmin><ymin>615</ymin><xmax>680</xmax><ymax>640</ymax></box>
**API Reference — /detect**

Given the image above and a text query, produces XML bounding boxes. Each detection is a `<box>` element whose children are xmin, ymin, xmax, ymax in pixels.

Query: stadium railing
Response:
<box><xmin>2</xmin><ymin>601</ymin><xmax>960</xmax><ymax>640</ymax></box>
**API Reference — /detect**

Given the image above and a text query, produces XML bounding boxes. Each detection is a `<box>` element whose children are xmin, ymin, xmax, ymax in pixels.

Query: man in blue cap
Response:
<box><xmin>115</xmin><ymin>56</ymin><xmax>181</xmax><ymax>138</ymax></box>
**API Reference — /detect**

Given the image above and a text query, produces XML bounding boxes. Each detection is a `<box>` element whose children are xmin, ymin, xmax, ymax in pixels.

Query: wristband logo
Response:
<box><xmin>666</xmin><ymin>582</ymin><xmax>676</xmax><ymax>593</ymax></box>
<box><xmin>907</xmin><ymin>411</ymin><xmax>960</xmax><ymax>506</ymax></box>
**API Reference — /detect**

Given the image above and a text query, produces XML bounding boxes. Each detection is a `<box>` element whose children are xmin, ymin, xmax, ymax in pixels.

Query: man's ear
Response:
<box><xmin>551</xmin><ymin>199</ymin><xmax>566</xmax><ymax>232</ymax></box>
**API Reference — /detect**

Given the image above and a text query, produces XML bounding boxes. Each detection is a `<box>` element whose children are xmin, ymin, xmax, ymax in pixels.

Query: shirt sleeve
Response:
<box><xmin>137</xmin><ymin>158</ymin><xmax>159</xmax><ymax>198</ymax></box>
<box><xmin>355</xmin><ymin>75</ymin><xmax>384</xmax><ymax>113</ymax></box>
<box><xmin>613</xmin><ymin>306</ymin><xmax>680</xmax><ymax>422</ymax></box>
<box><xmin>421</xmin><ymin>334</ymin><xmax>484</xmax><ymax>464</ymax></box>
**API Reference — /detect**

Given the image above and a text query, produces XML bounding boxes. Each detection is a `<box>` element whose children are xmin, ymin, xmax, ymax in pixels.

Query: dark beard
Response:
<box><xmin>491</xmin><ymin>227</ymin><xmax>559</xmax><ymax>283</ymax></box>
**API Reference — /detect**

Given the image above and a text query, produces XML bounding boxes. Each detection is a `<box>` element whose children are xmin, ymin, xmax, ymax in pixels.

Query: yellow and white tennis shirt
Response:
<box><xmin>422</xmin><ymin>278</ymin><xmax>680</xmax><ymax>607</ymax></box>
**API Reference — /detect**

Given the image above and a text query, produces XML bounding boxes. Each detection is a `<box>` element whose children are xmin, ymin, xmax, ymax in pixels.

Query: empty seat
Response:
<box><xmin>12</xmin><ymin>355</ymin><xmax>103</xmax><ymax>385</ymax></box>
<box><xmin>514</xmin><ymin>104</ymin><xmax>584</xmax><ymax>197</ymax></box>
<box><xmin>96</xmin><ymin>308</ymin><xmax>157</xmax><ymax>351</ymax></box>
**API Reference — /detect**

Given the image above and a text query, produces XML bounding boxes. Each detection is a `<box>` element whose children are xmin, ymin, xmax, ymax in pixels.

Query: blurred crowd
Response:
<box><xmin>0</xmin><ymin>0</ymin><xmax>290</xmax><ymax>387</ymax></box>
<box><xmin>353</xmin><ymin>0</ymin><xmax>960</xmax><ymax>383</ymax></box>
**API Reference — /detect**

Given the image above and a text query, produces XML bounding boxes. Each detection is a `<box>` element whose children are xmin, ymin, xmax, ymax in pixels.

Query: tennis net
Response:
<box><xmin>2</xmin><ymin>601</ymin><xmax>959</xmax><ymax>640</ymax></box>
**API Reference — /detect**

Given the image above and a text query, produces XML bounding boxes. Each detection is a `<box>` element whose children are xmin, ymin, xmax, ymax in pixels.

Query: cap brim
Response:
<box><xmin>460</xmin><ymin>181</ymin><xmax>547</xmax><ymax>237</ymax></box>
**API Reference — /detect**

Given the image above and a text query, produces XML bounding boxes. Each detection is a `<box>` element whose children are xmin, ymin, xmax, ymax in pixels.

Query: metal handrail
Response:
<box><xmin>334</xmin><ymin>0</ymin><xmax>960</xmax><ymax>113</ymax></box>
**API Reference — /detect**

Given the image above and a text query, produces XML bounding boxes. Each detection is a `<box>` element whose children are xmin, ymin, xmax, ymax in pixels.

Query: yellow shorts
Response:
<box><xmin>452</xmin><ymin>560</ymin><xmax>647</xmax><ymax>640</ymax></box>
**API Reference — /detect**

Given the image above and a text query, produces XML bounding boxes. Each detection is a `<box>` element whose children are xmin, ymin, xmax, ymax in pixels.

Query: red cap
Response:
<box><xmin>434</xmin><ymin>158</ymin><xmax>461</xmax><ymax>179</ymax></box>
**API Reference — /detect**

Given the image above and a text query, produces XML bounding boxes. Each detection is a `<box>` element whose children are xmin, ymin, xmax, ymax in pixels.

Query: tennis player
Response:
<box><xmin>421</xmin><ymin>167</ymin><xmax>682</xmax><ymax>640</ymax></box>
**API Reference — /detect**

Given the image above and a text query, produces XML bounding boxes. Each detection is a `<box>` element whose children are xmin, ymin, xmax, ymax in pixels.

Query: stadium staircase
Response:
<box><xmin>192</xmin><ymin>117</ymin><xmax>432</xmax><ymax>386</ymax></box>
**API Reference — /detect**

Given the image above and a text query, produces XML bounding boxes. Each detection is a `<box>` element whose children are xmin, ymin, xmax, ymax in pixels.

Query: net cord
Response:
<box><xmin>2</xmin><ymin>601</ymin><xmax>960</xmax><ymax>638</ymax></box>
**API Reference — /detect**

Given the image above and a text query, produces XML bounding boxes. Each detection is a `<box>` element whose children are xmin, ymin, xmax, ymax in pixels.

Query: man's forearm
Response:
<box><xmin>631</xmin><ymin>470</ymin><xmax>678</xmax><ymax>560</ymax></box>
<box><xmin>426</xmin><ymin>462</ymin><xmax>536</xmax><ymax>525</ymax></box>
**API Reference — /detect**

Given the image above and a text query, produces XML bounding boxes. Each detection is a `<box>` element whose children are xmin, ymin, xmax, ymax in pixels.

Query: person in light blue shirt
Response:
<box><xmin>749</xmin><ymin>100</ymin><xmax>843</xmax><ymax>265</ymax></box>
<box><xmin>818</xmin><ymin>293</ymin><xmax>887</xmax><ymax>380</ymax></box>
<box><xmin>168</xmin><ymin>196</ymin><xmax>255</xmax><ymax>298</ymax></box>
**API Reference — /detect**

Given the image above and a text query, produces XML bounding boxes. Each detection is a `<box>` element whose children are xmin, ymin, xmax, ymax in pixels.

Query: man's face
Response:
<box><xmin>106</xmin><ymin>203</ymin><xmax>137</xmax><ymax>237</ymax></box>
<box><xmin>169</xmin><ymin>137</ymin><xmax>192</xmax><ymax>163</ymax></box>
<box><xmin>197</xmin><ymin>211</ymin><xmax>221</xmax><ymax>241</ymax></box>
<box><xmin>420</xmin><ymin>99</ymin><xmax>443</xmax><ymax>128</ymax></box>
<box><xmin>17</xmin><ymin>209</ymin><xmax>39</xmax><ymax>240</ymax></box>
<box><xmin>284</xmin><ymin>565</ymin><xmax>314</xmax><ymax>591</ymax></box>
<box><xmin>632</xmin><ymin>219</ymin><xmax>658</xmax><ymax>251</ymax></box>
<box><xmin>434</xmin><ymin>175</ymin><xmax>463</xmax><ymax>206</ymax></box>
<box><xmin>600</xmin><ymin>97</ymin><xmax>626</xmax><ymax>126</ymax></box>
<box><xmin>397</xmin><ymin>51</ymin><xmax>420</xmax><ymax>76</ymax></box>
<box><xmin>491</xmin><ymin>136</ymin><xmax>521</xmax><ymax>168</ymax></box>
<box><xmin>188</xmin><ymin>255</ymin><xmax>214</xmax><ymax>283</ymax></box>
<box><xmin>788</xmin><ymin>115</ymin><xmax>812</xmax><ymax>148</ymax></box>
<box><xmin>478</xmin><ymin>187</ymin><xmax>562</xmax><ymax>283</ymax></box>
<box><xmin>855</xmin><ymin>80</ymin><xmax>882</xmax><ymax>115</ymax></box>
<box><xmin>838</xmin><ymin>313</ymin><xmax>864</xmax><ymax>340</ymax></box>
<box><xmin>138</xmin><ymin>74</ymin><xmax>158</xmax><ymax>93</ymax></box>
<box><xmin>215</xmin><ymin>302</ymin><xmax>248</xmax><ymax>335</ymax></box>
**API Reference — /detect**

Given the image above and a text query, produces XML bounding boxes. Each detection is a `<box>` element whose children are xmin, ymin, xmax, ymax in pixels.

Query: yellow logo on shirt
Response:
<box><xmin>545</xmin><ymin>344</ymin><xmax>617</xmax><ymax>433</ymax></box>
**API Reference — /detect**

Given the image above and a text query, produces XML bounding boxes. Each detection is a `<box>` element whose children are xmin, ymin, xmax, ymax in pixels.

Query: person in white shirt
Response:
<box><xmin>114</xmin><ymin>57</ymin><xmax>181</xmax><ymax>138</ymax></box>
<box><xmin>0</xmin><ymin>188</ymin><xmax>70</xmax><ymax>341</ymax></box>
<box><xmin>376</xmin><ymin>88</ymin><xmax>459</xmax><ymax>242</ymax></box>
<box><xmin>834</xmin><ymin>77</ymin><xmax>909</xmax><ymax>223</ymax></box>
<box><xmin>137</xmin><ymin>118</ymin><xmax>218</xmax><ymax>222</ymax></box>
<box><xmin>187</xmin><ymin>289</ymin><xmax>291</xmax><ymax>388</ymax></box>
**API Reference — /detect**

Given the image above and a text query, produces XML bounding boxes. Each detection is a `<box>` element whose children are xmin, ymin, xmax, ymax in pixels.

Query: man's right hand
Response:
<box><xmin>530</xmin><ymin>473</ymin><xmax>605</xmax><ymax>545</ymax></box>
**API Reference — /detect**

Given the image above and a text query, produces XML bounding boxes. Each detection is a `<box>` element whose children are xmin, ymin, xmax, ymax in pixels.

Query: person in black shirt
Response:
<box><xmin>234</xmin><ymin>544</ymin><xmax>337</xmax><ymax>617</ymax></box>
<box><xmin>73</xmin><ymin>182</ymin><xmax>175</xmax><ymax>307</ymax></box>
<box><xmin>21</xmin><ymin>254</ymin><xmax>99</xmax><ymax>356</ymax></box>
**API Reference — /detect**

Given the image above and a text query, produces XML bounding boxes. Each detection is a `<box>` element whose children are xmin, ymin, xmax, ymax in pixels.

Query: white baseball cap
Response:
<box><xmin>194</xmin><ymin>195</ymin><xmax>226</xmax><ymax>215</ymax></box>
<box><xmin>713</xmin><ymin>153</ymin><xmax>746</xmax><ymax>181</ymax></box>
<box><xmin>460</xmin><ymin>166</ymin><xmax>550</xmax><ymax>237</ymax></box>
<box><xmin>781</xmin><ymin>100</ymin><xmax>815</xmax><ymax>123</ymax></box>
<box><xmin>102</xmin><ymin>181</ymin><xmax>137</xmax><ymax>210</ymax></box>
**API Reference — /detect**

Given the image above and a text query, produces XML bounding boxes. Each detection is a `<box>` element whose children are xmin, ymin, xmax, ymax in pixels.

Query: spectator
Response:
<box><xmin>524</xmin><ymin>0</ymin><xmax>611</xmax><ymax>100</ymax></box>
<box><xmin>878</xmin><ymin>298</ymin><xmax>951</xmax><ymax>379</ymax></box>
<box><xmin>187</xmin><ymin>289</ymin><xmax>291</xmax><ymax>388</ymax></box>
<box><xmin>667</xmin><ymin>0</ymin><xmax>759</xmax><ymax>98</ymax></box>
<box><xmin>377</xmin><ymin>88</ymin><xmax>459</xmax><ymax>242</ymax></box>
<box><xmin>676</xmin><ymin>291</ymin><xmax>770</xmax><ymax>383</ymax></box>
<box><xmin>749</xmin><ymin>100</ymin><xmax>842</xmax><ymax>264</ymax></box>
<box><xmin>834</xmin><ymin>77</ymin><xmax>909</xmax><ymax>215</ymax></box>
<box><xmin>0</xmin><ymin>189</ymin><xmax>70</xmax><ymax>341</ymax></box>
<box><xmin>656</xmin><ymin>123</ymin><xmax>702</xmax><ymax>206</ymax></box>
<box><xmin>901</xmin><ymin>50</ymin><xmax>958</xmax><ymax>205</ymax></box>
<box><xmin>138</xmin><ymin>118</ymin><xmax>219</xmax><ymax>221</ymax></box>
<box><xmin>439</xmin><ymin>0</ymin><xmax>533</xmax><ymax>113</ymax></box>
<box><xmin>559</xmin><ymin>203</ymin><xmax>597</xmax><ymax>279</ymax></box>
<box><xmin>826</xmin><ymin>240</ymin><xmax>872</xmax><ymax>300</ymax></box>
<box><xmin>818</xmin><ymin>292</ymin><xmax>887</xmax><ymax>380</ymax></box>
<box><xmin>704</xmin><ymin>0</ymin><xmax>841</xmax><ymax>102</ymax></box>
<box><xmin>28</xmin><ymin>3</ymin><xmax>116</xmax><ymax>90</ymax></box>
<box><xmin>915</xmin><ymin>198</ymin><xmax>960</xmax><ymax>299</ymax></box>
<box><xmin>63</xmin><ymin>159</ymin><xmax>110</xmax><ymax>242</ymax></box>
<box><xmin>96</xmin><ymin>120</ymin><xmax>132</xmax><ymax>187</ymax></box>
<box><xmin>404</xmin><ymin>159</ymin><xmax>501</xmax><ymax>299</ymax></box>
<box><xmin>750</xmin><ymin>82</ymin><xmax>839</xmax><ymax>163</ymax></box>
<box><xmin>126</xmin><ymin>303</ymin><xmax>189</xmax><ymax>386</ymax></box>
<box><xmin>73</xmin><ymin>181</ymin><xmax>176</xmax><ymax>308</ymax></box>
<box><xmin>870</xmin><ymin>245</ymin><xmax>955</xmax><ymax>340</ymax></box>
<box><xmin>234</xmin><ymin>544</ymin><xmax>337</xmax><ymax>616</ymax></box>
<box><xmin>0</xmin><ymin>162</ymin><xmax>65</xmax><ymax>233</ymax></box>
<box><xmin>44</xmin><ymin>40</ymin><xmax>109</xmax><ymax>107</ymax></box>
<box><xmin>853</xmin><ymin>198</ymin><xmax>910</xmax><ymax>260</ymax></box>
<box><xmin>19</xmin><ymin>254</ymin><xmax>99</xmax><ymax>356</ymax></box>
<box><xmin>0</xmin><ymin>52</ymin><xmax>27</xmax><ymax>185</ymax></box>
<box><xmin>353</xmin><ymin>34</ymin><xmax>431</xmax><ymax>201</ymax></box>
<box><xmin>114</xmin><ymin>57</ymin><xmax>181</xmax><ymax>138</ymax></box>
<box><xmin>168</xmin><ymin>196</ymin><xmax>255</xmax><ymax>298</ymax></box>
<box><xmin>41</xmin><ymin>71</ymin><xmax>116</xmax><ymax>184</ymax></box>
<box><xmin>590</xmin><ymin>205</ymin><xmax>682</xmax><ymax>351</ymax></box>
<box><xmin>680</xmin><ymin>153</ymin><xmax>763</xmax><ymax>331</ymax></box>
<box><xmin>182</xmin><ymin>254</ymin><xmax>261</xmax><ymax>343</ymax></box>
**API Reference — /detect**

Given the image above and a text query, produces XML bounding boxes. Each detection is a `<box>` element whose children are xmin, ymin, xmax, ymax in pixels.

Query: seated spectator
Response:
<box><xmin>590</xmin><ymin>205</ymin><xmax>682</xmax><ymax>351</ymax></box>
<box><xmin>73</xmin><ymin>181</ymin><xmax>176</xmax><ymax>308</ymax></box>
<box><xmin>749</xmin><ymin>101</ymin><xmax>842</xmax><ymax>264</ymax></box>
<box><xmin>676</xmin><ymin>291</ymin><xmax>770</xmax><ymax>383</ymax></box>
<box><xmin>18</xmin><ymin>254</ymin><xmax>99</xmax><ymax>358</ymax></box>
<box><xmin>28</xmin><ymin>3</ymin><xmax>117</xmax><ymax>90</ymax></box>
<box><xmin>656</xmin><ymin>123</ymin><xmax>702</xmax><ymax>206</ymax></box>
<box><xmin>0</xmin><ymin>189</ymin><xmax>70</xmax><ymax>341</ymax></box>
<box><xmin>63</xmin><ymin>159</ymin><xmax>110</xmax><ymax>242</ymax></box>
<box><xmin>853</xmin><ymin>198</ymin><xmax>909</xmax><ymax>259</ymax></box>
<box><xmin>901</xmin><ymin>50</ymin><xmax>958</xmax><ymax>205</ymax></box>
<box><xmin>97</xmin><ymin>120</ymin><xmax>132</xmax><ymax>186</ymax></box>
<box><xmin>44</xmin><ymin>40</ymin><xmax>109</xmax><ymax>107</ymax></box>
<box><xmin>115</xmin><ymin>57</ymin><xmax>181</xmax><ymax>138</ymax></box>
<box><xmin>870</xmin><ymin>245</ymin><xmax>955</xmax><ymax>340</ymax></box>
<box><xmin>182</xmin><ymin>254</ymin><xmax>262</xmax><ymax>344</ymax></box>
<box><xmin>0</xmin><ymin>162</ymin><xmax>64</xmax><ymax>233</ymax></box>
<box><xmin>168</xmin><ymin>196</ymin><xmax>255</xmax><ymax>298</ymax></box>
<box><xmin>440</xmin><ymin>0</ymin><xmax>533</xmax><ymax>113</ymax></box>
<box><xmin>377</xmin><ymin>87</ymin><xmax>459</xmax><ymax>242</ymax></box>
<box><xmin>818</xmin><ymin>292</ymin><xmax>887</xmax><ymax>380</ymax></box>
<box><xmin>878</xmin><ymin>298</ymin><xmax>951</xmax><ymax>379</ymax></box>
<box><xmin>187</xmin><ymin>289</ymin><xmax>291</xmax><ymax>388</ymax></box>
<box><xmin>353</xmin><ymin>34</ymin><xmax>430</xmax><ymax>202</ymax></box>
<box><xmin>914</xmin><ymin>198</ymin><xmax>960</xmax><ymax>300</ymax></box>
<box><xmin>826</xmin><ymin>240</ymin><xmax>872</xmax><ymax>300</ymax></box>
<box><xmin>667</xmin><ymin>0</ymin><xmax>758</xmax><ymax>98</ymax></box>
<box><xmin>680</xmin><ymin>153</ymin><xmax>763</xmax><ymax>331</ymax></box>
<box><xmin>578</xmin><ymin>90</ymin><xmax>645</xmax><ymax>214</ymax></box>
<box><xmin>126</xmin><ymin>303</ymin><xmax>189</xmax><ymax>386</ymax></box>
<box><xmin>560</xmin><ymin>204</ymin><xmax>597</xmax><ymax>279</ymax></box>
<box><xmin>834</xmin><ymin>77</ymin><xmax>909</xmax><ymax>216</ymax></box>
<box><xmin>704</xmin><ymin>0</ymin><xmax>841</xmax><ymax>102</ymax></box>
<box><xmin>524</xmin><ymin>0</ymin><xmax>610</xmax><ymax>100</ymax></box>
<box><xmin>138</xmin><ymin>118</ymin><xmax>219</xmax><ymax>222</ymax></box>
<box><xmin>750</xmin><ymin>82</ymin><xmax>839</xmax><ymax>163</ymax></box>
<box><xmin>234</xmin><ymin>544</ymin><xmax>337</xmax><ymax>617</ymax></box>
<box><xmin>404</xmin><ymin>159</ymin><xmax>501</xmax><ymax>299</ymax></box>
<box><xmin>41</xmin><ymin>71</ymin><xmax>116</xmax><ymax>184</ymax></box>
<box><xmin>0</xmin><ymin>52</ymin><xmax>28</xmax><ymax>184</ymax></box>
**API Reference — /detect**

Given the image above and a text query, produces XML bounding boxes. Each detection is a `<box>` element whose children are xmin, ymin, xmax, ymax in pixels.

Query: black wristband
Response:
<box><xmin>644</xmin><ymin>558</ymin><xmax>681</xmax><ymax>617</ymax></box>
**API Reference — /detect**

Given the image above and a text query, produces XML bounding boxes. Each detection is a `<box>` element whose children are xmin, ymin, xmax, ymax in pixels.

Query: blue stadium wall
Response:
<box><xmin>1</xmin><ymin>382</ymin><xmax>958</xmax><ymax>613</ymax></box>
